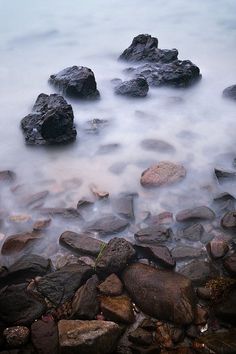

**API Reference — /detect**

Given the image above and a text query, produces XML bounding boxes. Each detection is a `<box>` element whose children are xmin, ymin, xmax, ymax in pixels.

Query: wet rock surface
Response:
<box><xmin>36</xmin><ymin>262</ymin><xmax>93</xmax><ymax>305</ymax></box>
<box><xmin>199</xmin><ymin>329</ymin><xmax>236</xmax><ymax>353</ymax></box>
<box><xmin>86</xmin><ymin>214</ymin><xmax>129</xmax><ymax>236</ymax></box>
<box><xmin>114</xmin><ymin>78</ymin><xmax>149</xmax><ymax>97</ymax></box>
<box><xmin>221</xmin><ymin>210</ymin><xmax>236</xmax><ymax>229</ymax></box>
<box><xmin>31</xmin><ymin>317</ymin><xmax>58</xmax><ymax>354</ymax></box>
<box><xmin>0</xmin><ymin>283</ymin><xmax>46</xmax><ymax>325</ymax></box>
<box><xmin>171</xmin><ymin>246</ymin><xmax>203</xmax><ymax>260</ymax></box>
<box><xmin>122</xmin><ymin>263</ymin><xmax>195</xmax><ymax>325</ymax></box>
<box><xmin>141</xmin><ymin>139</ymin><xmax>175</xmax><ymax>153</ymax></box>
<box><xmin>177</xmin><ymin>223</ymin><xmax>204</xmax><ymax>242</ymax></box>
<box><xmin>135</xmin><ymin>244</ymin><xmax>176</xmax><ymax>268</ymax></box>
<box><xmin>135</xmin><ymin>225</ymin><xmax>173</xmax><ymax>244</ymax></box>
<box><xmin>176</xmin><ymin>206</ymin><xmax>215</xmax><ymax>222</ymax></box>
<box><xmin>49</xmin><ymin>66</ymin><xmax>99</xmax><ymax>99</ymax></box>
<box><xmin>206</xmin><ymin>237</ymin><xmax>229</xmax><ymax>259</ymax></box>
<box><xmin>100</xmin><ymin>295</ymin><xmax>135</xmax><ymax>324</ymax></box>
<box><xmin>1</xmin><ymin>231</ymin><xmax>42</xmax><ymax>255</ymax></box>
<box><xmin>59</xmin><ymin>231</ymin><xmax>103</xmax><ymax>256</ymax></box>
<box><xmin>140</xmin><ymin>162</ymin><xmax>186</xmax><ymax>188</ymax></box>
<box><xmin>112</xmin><ymin>194</ymin><xmax>135</xmax><ymax>220</ymax></box>
<box><xmin>21</xmin><ymin>93</ymin><xmax>77</xmax><ymax>144</ymax></box>
<box><xmin>224</xmin><ymin>252</ymin><xmax>236</xmax><ymax>275</ymax></box>
<box><xmin>58</xmin><ymin>320</ymin><xmax>121</xmax><ymax>354</ymax></box>
<box><xmin>97</xmin><ymin>273</ymin><xmax>123</xmax><ymax>296</ymax></box>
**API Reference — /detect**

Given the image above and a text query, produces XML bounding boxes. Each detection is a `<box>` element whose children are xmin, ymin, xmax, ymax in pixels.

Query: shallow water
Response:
<box><xmin>0</xmin><ymin>0</ymin><xmax>236</xmax><ymax>262</ymax></box>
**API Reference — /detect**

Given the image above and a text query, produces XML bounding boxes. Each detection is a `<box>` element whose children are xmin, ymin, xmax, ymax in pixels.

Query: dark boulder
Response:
<box><xmin>224</xmin><ymin>252</ymin><xmax>236</xmax><ymax>276</ymax></box>
<box><xmin>223</xmin><ymin>85</ymin><xmax>236</xmax><ymax>101</ymax></box>
<box><xmin>135</xmin><ymin>244</ymin><xmax>176</xmax><ymax>268</ymax></box>
<box><xmin>179</xmin><ymin>260</ymin><xmax>219</xmax><ymax>286</ymax></box>
<box><xmin>214</xmin><ymin>288</ymin><xmax>236</xmax><ymax>324</ymax></box>
<box><xmin>0</xmin><ymin>254</ymin><xmax>51</xmax><ymax>287</ymax></box>
<box><xmin>59</xmin><ymin>231</ymin><xmax>104</xmax><ymax>256</ymax></box>
<box><xmin>127</xmin><ymin>60</ymin><xmax>201</xmax><ymax>88</ymax></box>
<box><xmin>0</xmin><ymin>283</ymin><xmax>46</xmax><ymax>325</ymax></box>
<box><xmin>206</xmin><ymin>237</ymin><xmax>229</xmax><ymax>259</ymax></box>
<box><xmin>36</xmin><ymin>262</ymin><xmax>93</xmax><ymax>305</ymax></box>
<box><xmin>119</xmin><ymin>34</ymin><xmax>178</xmax><ymax>63</ymax></box>
<box><xmin>100</xmin><ymin>295</ymin><xmax>135</xmax><ymax>324</ymax></box>
<box><xmin>21</xmin><ymin>93</ymin><xmax>76</xmax><ymax>144</ymax></box>
<box><xmin>1</xmin><ymin>231</ymin><xmax>42</xmax><ymax>255</ymax></box>
<box><xmin>49</xmin><ymin>66</ymin><xmax>99</xmax><ymax>99</ymax></box>
<box><xmin>96</xmin><ymin>237</ymin><xmax>135</xmax><ymax>276</ymax></box>
<box><xmin>122</xmin><ymin>263</ymin><xmax>195</xmax><ymax>325</ymax></box>
<box><xmin>140</xmin><ymin>139</ymin><xmax>175</xmax><ymax>153</ymax></box>
<box><xmin>114</xmin><ymin>78</ymin><xmax>149</xmax><ymax>97</ymax></box>
<box><xmin>31</xmin><ymin>317</ymin><xmax>58</xmax><ymax>354</ymax></box>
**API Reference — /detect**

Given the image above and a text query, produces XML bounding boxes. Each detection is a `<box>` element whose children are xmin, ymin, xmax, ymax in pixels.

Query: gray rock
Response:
<box><xmin>100</xmin><ymin>295</ymin><xmax>135</xmax><ymax>324</ymax></box>
<box><xmin>3</xmin><ymin>326</ymin><xmax>30</xmax><ymax>348</ymax></box>
<box><xmin>60</xmin><ymin>231</ymin><xmax>103</xmax><ymax>256</ymax></box>
<box><xmin>58</xmin><ymin>320</ymin><xmax>121</xmax><ymax>354</ymax></box>
<box><xmin>122</xmin><ymin>263</ymin><xmax>195</xmax><ymax>325</ymax></box>
<box><xmin>215</xmin><ymin>167</ymin><xmax>236</xmax><ymax>183</ymax></box>
<box><xmin>135</xmin><ymin>244</ymin><xmax>176</xmax><ymax>268</ymax></box>
<box><xmin>179</xmin><ymin>260</ymin><xmax>219</xmax><ymax>286</ymax></box>
<box><xmin>177</xmin><ymin>223</ymin><xmax>204</xmax><ymax>242</ymax></box>
<box><xmin>176</xmin><ymin>206</ymin><xmax>215</xmax><ymax>222</ymax></box>
<box><xmin>21</xmin><ymin>93</ymin><xmax>76</xmax><ymax>145</ymax></box>
<box><xmin>97</xmin><ymin>274</ymin><xmax>123</xmax><ymax>296</ymax></box>
<box><xmin>114</xmin><ymin>78</ymin><xmax>149</xmax><ymax>97</ymax></box>
<box><xmin>36</xmin><ymin>262</ymin><xmax>93</xmax><ymax>305</ymax></box>
<box><xmin>223</xmin><ymin>85</ymin><xmax>236</xmax><ymax>101</ymax></box>
<box><xmin>171</xmin><ymin>246</ymin><xmax>204</xmax><ymax>260</ymax></box>
<box><xmin>49</xmin><ymin>66</ymin><xmax>99</xmax><ymax>99</ymax></box>
<box><xmin>86</xmin><ymin>214</ymin><xmax>129</xmax><ymax>236</ymax></box>
<box><xmin>96</xmin><ymin>237</ymin><xmax>135</xmax><ymax>276</ymax></box>
<box><xmin>215</xmin><ymin>289</ymin><xmax>236</xmax><ymax>324</ymax></box>
<box><xmin>134</xmin><ymin>225</ymin><xmax>173</xmax><ymax>244</ymax></box>
<box><xmin>112</xmin><ymin>194</ymin><xmax>135</xmax><ymax>220</ymax></box>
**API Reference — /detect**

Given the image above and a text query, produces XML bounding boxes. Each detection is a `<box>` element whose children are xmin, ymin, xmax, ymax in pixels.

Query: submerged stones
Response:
<box><xmin>21</xmin><ymin>93</ymin><xmax>77</xmax><ymax>144</ymax></box>
<box><xmin>114</xmin><ymin>77</ymin><xmax>149</xmax><ymax>97</ymax></box>
<box><xmin>176</xmin><ymin>206</ymin><xmax>215</xmax><ymax>222</ymax></box>
<box><xmin>140</xmin><ymin>162</ymin><xmax>186</xmax><ymax>188</ymax></box>
<box><xmin>49</xmin><ymin>66</ymin><xmax>100</xmax><ymax>99</ymax></box>
<box><xmin>86</xmin><ymin>214</ymin><xmax>129</xmax><ymax>236</ymax></box>
<box><xmin>223</xmin><ymin>84</ymin><xmax>236</xmax><ymax>101</ymax></box>
<box><xmin>122</xmin><ymin>263</ymin><xmax>195</xmax><ymax>325</ymax></box>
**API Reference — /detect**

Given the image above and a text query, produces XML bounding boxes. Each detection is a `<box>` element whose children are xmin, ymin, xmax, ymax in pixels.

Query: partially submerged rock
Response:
<box><xmin>223</xmin><ymin>84</ymin><xmax>236</xmax><ymax>101</ymax></box>
<box><xmin>215</xmin><ymin>167</ymin><xmax>236</xmax><ymax>183</ymax></box>
<box><xmin>86</xmin><ymin>214</ymin><xmax>129</xmax><ymax>236</ymax></box>
<box><xmin>31</xmin><ymin>318</ymin><xmax>58</xmax><ymax>354</ymax></box>
<box><xmin>176</xmin><ymin>206</ymin><xmax>215</xmax><ymax>222</ymax></box>
<box><xmin>140</xmin><ymin>162</ymin><xmax>186</xmax><ymax>188</ymax></box>
<box><xmin>141</xmin><ymin>139</ymin><xmax>175</xmax><ymax>153</ymax></box>
<box><xmin>221</xmin><ymin>211</ymin><xmax>236</xmax><ymax>229</ymax></box>
<box><xmin>135</xmin><ymin>225</ymin><xmax>173</xmax><ymax>244</ymax></box>
<box><xmin>1</xmin><ymin>231</ymin><xmax>42</xmax><ymax>255</ymax></box>
<box><xmin>122</xmin><ymin>263</ymin><xmax>195</xmax><ymax>325</ymax></box>
<box><xmin>60</xmin><ymin>231</ymin><xmax>103</xmax><ymax>257</ymax></box>
<box><xmin>198</xmin><ymin>329</ymin><xmax>236</xmax><ymax>354</ymax></box>
<box><xmin>21</xmin><ymin>93</ymin><xmax>77</xmax><ymax>144</ymax></box>
<box><xmin>100</xmin><ymin>295</ymin><xmax>135</xmax><ymax>324</ymax></box>
<box><xmin>135</xmin><ymin>244</ymin><xmax>176</xmax><ymax>268</ymax></box>
<box><xmin>114</xmin><ymin>78</ymin><xmax>149</xmax><ymax>97</ymax></box>
<box><xmin>3</xmin><ymin>326</ymin><xmax>30</xmax><ymax>348</ymax></box>
<box><xmin>49</xmin><ymin>66</ymin><xmax>99</xmax><ymax>99</ymax></box>
<box><xmin>58</xmin><ymin>320</ymin><xmax>121</xmax><ymax>354</ymax></box>
<box><xmin>224</xmin><ymin>252</ymin><xmax>236</xmax><ymax>276</ymax></box>
<box><xmin>0</xmin><ymin>170</ymin><xmax>16</xmax><ymax>183</ymax></box>
<box><xmin>179</xmin><ymin>260</ymin><xmax>219</xmax><ymax>286</ymax></box>
<box><xmin>112</xmin><ymin>194</ymin><xmax>135</xmax><ymax>220</ymax></box>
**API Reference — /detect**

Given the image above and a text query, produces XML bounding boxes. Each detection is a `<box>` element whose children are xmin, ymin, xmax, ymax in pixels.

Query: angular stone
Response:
<box><xmin>71</xmin><ymin>275</ymin><xmax>99</xmax><ymax>320</ymax></box>
<box><xmin>98</xmin><ymin>274</ymin><xmax>123</xmax><ymax>296</ymax></box>
<box><xmin>223</xmin><ymin>85</ymin><xmax>236</xmax><ymax>101</ymax></box>
<box><xmin>177</xmin><ymin>223</ymin><xmax>204</xmax><ymax>242</ymax></box>
<box><xmin>58</xmin><ymin>320</ymin><xmax>121</xmax><ymax>354</ymax></box>
<box><xmin>96</xmin><ymin>237</ymin><xmax>135</xmax><ymax>276</ymax></box>
<box><xmin>49</xmin><ymin>66</ymin><xmax>99</xmax><ymax>99</ymax></box>
<box><xmin>171</xmin><ymin>246</ymin><xmax>203</xmax><ymax>260</ymax></box>
<box><xmin>21</xmin><ymin>93</ymin><xmax>76</xmax><ymax>145</ymax></box>
<box><xmin>215</xmin><ymin>168</ymin><xmax>236</xmax><ymax>183</ymax></box>
<box><xmin>60</xmin><ymin>231</ymin><xmax>103</xmax><ymax>256</ymax></box>
<box><xmin>31</xmin><ymin>317</ymin><xmax>58</xmax><ymax>354</ymax></box>
<box><xmin>140</xmin><ymin>162</ymin><xmax>186</xmax><ymax>188</ymax></box>
<box><xmin>134</xmin><ymin>225</ymin><xmax>172</xmax><ymax>244</ymax></box>
<box><xmin>176</xmin><ymin>206</ymin><xmax>215</xmax><ymax>222</ymax></box>
<box><xmin>114</xmin><ymin>78</ymin><xmax>149</xmax><ymax>97</ymax></box>
<box><xmin>100</xmin><ymin>295</ymin><xmax>135</xmax><ymax>324</ymax></box>
<box><xmin>77</xmin><ymin>198</ymin><xmax>94</xmax><ymax>210</ymax></box>
<box><xmin>128</xmin><ymin>328</ymin><xmax>153</xmax><ymax>346</ymax></box>
<box><xmin>0</xmin><ymin>254</ymin><xmax>51</xmax><ymax>287</ymax></box>
<box><xmin>0</xmin><ymin>170</ymin><xmax>16</xmax><ymax>183</ymax></box>
<box><xmin>221</xmin><ymin>211</ymin><xmax>236</xmax><ymax>229</ymax></box>
<box><xmin>128</xmin><ymin>61</ymin><xmax>201</xmax><ymax>88</ymax></box>
<box><xmin>36</xmin><ymin>263</ymin><xmax>93</xmax><ymax>305</ymax></box>
<box><xmin>194</xmin><ymin>305</ymin><xmax>208</xmax><ymax>325</ymax></box>
<box><xmin>122</xmin><ymin>263</ymin><xmax>195</xmax><ymax>325</ymax></box>
<box><xmin>135</xmin><ymin>244</ymin><xmax>176</xmax><ymax>268</ymax></box>
<box><xmin>146</xmin><ymin>212</ymin><xmax>174</xmax><ymax>226</ymax></box>
<box><xmin>86</xmin><ymin>215</ymin><xmax>129</xmax><ymax>236</ymax></box>
<box><xmin>3</xmin><ymin>326</ymin><xmax>30</xmax><ymax>347</ymax></box>
<box><xmin>119</xmin><ymin>34</ymin><xmax>177</xmax><ymax>63</ymax></box>
<box><xmin>38</xmin><ymin>207</ymin><xmax>82</xmax><ymax>219</ymax></box>
<box><xmin>112</xmin><ymin>194</ymin><xmax>135</xmax><ymax>220</ymax></box>
<box><xmin>0</xmin><ymin>283</ymin><xmax>46</xmax><ymax>325</ymax></box>
<box><xmin>224</xmin><ymin>252</ymin><xmax>236</xmax><ymax>275</ymax></box>
<box><xmin>206</xmin><ymin>238</ymin><xmax>229</xmax><ymax>259</ymax></box>
<box><xmin>1</xmin><ymin>231</ymin><xmax>41</xmax><ymax>255</ymax></box>
<box><xmin>179</xmin><ymin>260</ymin><xmax>219</xmax><ymax>286</ymax></box>
<box><xmin>141</xmin><ymin>139</ymin><xmax>175</xmax><ymax>153</ymax></box>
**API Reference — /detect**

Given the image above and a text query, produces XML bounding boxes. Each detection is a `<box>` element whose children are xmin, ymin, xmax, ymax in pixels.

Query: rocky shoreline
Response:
<box><xmin>0</xmin><ymin>34</ymin><xmax>236</xmax><ymax>353</ymax></box>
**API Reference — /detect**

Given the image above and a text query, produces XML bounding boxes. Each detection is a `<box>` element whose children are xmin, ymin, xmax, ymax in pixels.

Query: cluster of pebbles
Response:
<box><xmin>0</xmin><ymin>35</ymin><xmax>236</xmax><ymax>353</ymax></box>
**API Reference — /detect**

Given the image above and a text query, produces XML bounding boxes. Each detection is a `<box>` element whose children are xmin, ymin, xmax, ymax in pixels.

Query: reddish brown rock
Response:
<box><xmin>98</xmin><ymin>273</ymin><xmax>123</xmax><ymax>296</ymax></box>
<box><xmin>1</xmin><ymin>231</ymin><xmax>41</xmax><ymax>255</ymax></box>
<box><xmin>140</xmin><ymin>162</ymin><xmax>186</xmax><ymax>188</ymax></box>
<box><xmin>31</xmin><ymin>317</ymin><xmax>58</xmax><ymax>354</ymax></box>
<box><xmin>176</xmin><ymin>206</ymin><xmax>215</xmax><ymax>222</ymax></box>
<box><xmin>206</xmin><ymin>237</ymin><xmax>229</xmax><ymax>259</ymax></box>
<box><xmin>58</xmin><ymin>320</ymin><xmax>121</xmax><ymax>354</ymax></box>
<box><xmin>122</xmin><ymin>263</ymin><xmax>195</xmax><ymax>325</ymax></box>
<box><xmin>100</xmin><ymin>295</ymin><xmax>135</xmax><ymax>324</ymax></box>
